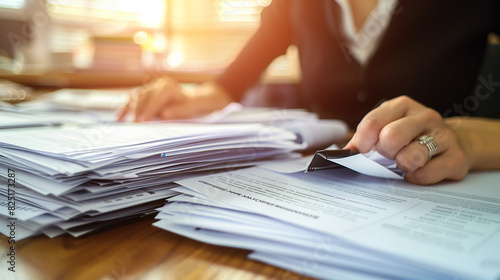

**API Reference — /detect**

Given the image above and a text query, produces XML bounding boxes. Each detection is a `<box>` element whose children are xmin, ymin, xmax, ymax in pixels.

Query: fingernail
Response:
<box><xmin>343</xmin><ymin>140</ymin><xmax>352</xmax><ymax>149</ymax></box>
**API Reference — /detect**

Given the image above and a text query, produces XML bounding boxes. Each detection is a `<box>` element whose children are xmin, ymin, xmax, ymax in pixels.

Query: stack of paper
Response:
<box><xmin>154</xmin><ymin>159</ymin><xmax>500</xmax><ymax>280</ymax></box>
<box><xmin>0</xmin><ymin>122</ymin><xmax>309</xmax><ymax>239</ymax></box>
<box><xmin>0</xmin><ymin>88</ymin><xmax>129</xmax><ymax>129</ymax></box>
<box><xmin>0</xmin><ymin>87</ymin><xmax>351</xmax><ymax>239</ymax></box>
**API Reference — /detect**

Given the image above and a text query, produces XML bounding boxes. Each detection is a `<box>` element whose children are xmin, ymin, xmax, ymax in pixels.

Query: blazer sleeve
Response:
<box><xmin>215</xmin><ymin>0</ymin><xmax>293</xmax><ymax>101</ymax></box>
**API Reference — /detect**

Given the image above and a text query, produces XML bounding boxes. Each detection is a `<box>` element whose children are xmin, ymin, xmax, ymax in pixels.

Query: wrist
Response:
<box><xmin>448</xmin><ymin>118</ymin><xmax>477</xmax><ymax>170</ymax></box>
<box><xmin>445</xmin><ymin>117</ymin><xmax>500</xmax><ymax>170</ymax></box>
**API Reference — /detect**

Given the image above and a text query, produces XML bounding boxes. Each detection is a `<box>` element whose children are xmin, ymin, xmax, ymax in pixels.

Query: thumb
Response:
<box><xmin>117</xmin><ymin>97</ymin><xmax>134</xmax><ymax>121</ymax></box>
<box><xmin>343</xmin><ymin>139</ymin><xmax>356</xmax><ymax>150</ymax></box>
<box><xmin>117</xmin><ymin>104</ymin><xmax>130</xmax><ymax>121</ymax></box>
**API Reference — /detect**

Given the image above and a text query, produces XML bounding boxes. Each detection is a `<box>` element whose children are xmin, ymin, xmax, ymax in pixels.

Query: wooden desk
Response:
<box><xmin>1</xmin><ymin>217</ymin><xmax>315</xmax><ymax>280</ymax></box>
<box><xmin>0</xmin><ymin>70</ymin><xmax>220</xmax><ymax>89</ymax></box>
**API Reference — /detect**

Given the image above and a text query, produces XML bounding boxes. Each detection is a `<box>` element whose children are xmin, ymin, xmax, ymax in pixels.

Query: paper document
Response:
<box><xmin>154</xmin><ymin>162</ymin><xmax>500</xmax><ymax>280</ymax></box>
<box><xmin>0</xmin><ymin>88</ymin><xmax>128</xmax><ymax>129</ymax></box>
<box><xmin>0</xmin><ymin>121</ymin><xmax>306</xmax><ymax>239</ymax></box>
<box><xmin>307</xmin><ymin>149</ymin><xmax>404</xmax><ymax>179</ymax></box>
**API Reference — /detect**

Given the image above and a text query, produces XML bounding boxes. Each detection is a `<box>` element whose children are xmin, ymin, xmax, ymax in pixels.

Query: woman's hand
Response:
<box><xmin>118</xmin><ymin>76</ymin><xmax>233</xmax><ymax>122</ymax></box>
<box><xmin>345</xmin><ymin>96</ymin><xmax>469</xmax><ymax>185</ymax></box>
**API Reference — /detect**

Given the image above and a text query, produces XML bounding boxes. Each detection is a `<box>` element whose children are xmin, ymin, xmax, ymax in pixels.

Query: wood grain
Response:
<box><xmin>0</xmin><ymin>218</ymin><xmax>315</xmax><ymax>280</ymax></box>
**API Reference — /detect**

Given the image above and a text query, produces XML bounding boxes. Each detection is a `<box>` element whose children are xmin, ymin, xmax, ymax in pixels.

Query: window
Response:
<box><xmin>47</xmin><ymin>0</ymin><xmax>166</xmax><ymax>53</ymax></box>
<box><xmin>46</xmin><ymin>0</ymin><xmax>269</xmax><ymax>70</ymax></box>
<box><xmin>47</xmin><ymin>0</ymin><xmax>165</xmax><ymax>29</ymax></box>
<box><xmin>166</xmin><ymin>0</ymin><xmax>299</xmax><ymax>82</ymax></box>
<box><xmin>0</xmin><ymin>0</ymin><xmax>28</xmax><ymax>71</ymax></box>
<box><xmin>47</xmin><ymin>0</ymin><xmax>270</xmax><ymax>71</ymax></box>
<box><xmin>165</xmin><ymin>0</ymin><xmax>268</xmax><ymax>70</ymax></box>
<box><xmin>2</xmin><ymin>0</ymin><xmax>298</xmax><ymax>80</ymax></box>
<box><xmin>0</xmin><ymin>0</ymin><xmax>25</xmax><ymax>9</ymax></box>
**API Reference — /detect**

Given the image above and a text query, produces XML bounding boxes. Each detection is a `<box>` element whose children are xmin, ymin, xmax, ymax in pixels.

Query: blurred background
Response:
<box><xmin>0</xmin><ymin>0</ymin><xmax>299</xmax><ymax>82</ymax></box>
<box><xmin>0</xmin><ymin>1</ymin><xmax>497</xmax><ymax>109</ymax></box>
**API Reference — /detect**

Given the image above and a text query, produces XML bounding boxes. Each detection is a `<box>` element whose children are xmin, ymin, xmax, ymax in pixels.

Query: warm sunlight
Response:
<box><xmin>30</xmin><ymin>0</ymin><xmax>274</xmax><ymax>70</ymax></box>
<box><xmin>218</xmin><ymin>0</ymin><xmax>270</xmax><ymax>22</ymax></box>
<box><xmin>47</xmin><ymin>0</ymin><xmax>166</xmax><ymax>28</ymax></box>
<box><xmin>127</xmin><ymin>0</ymin><xmax>165</xmax><ymax>28</ymax></box>
<box><xmin>166</xmin><ymin>50</ymin><xmax>184</xmax><ymax>67</ymax></box>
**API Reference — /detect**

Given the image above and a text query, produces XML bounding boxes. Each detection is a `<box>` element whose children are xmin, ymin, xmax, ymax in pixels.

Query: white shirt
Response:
<box><xmin>335</xmin><ymin>0</ymin><xmax>399</xmax><ymax>66</ymax></box>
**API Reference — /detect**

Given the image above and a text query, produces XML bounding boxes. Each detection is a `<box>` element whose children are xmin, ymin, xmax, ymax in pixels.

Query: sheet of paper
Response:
<box><xmin>172</xmin><ymin>166</ymin><xmax>500</xmax><ymax>280</ymax></box>
<box><xmin>307</xmin><ymin>150</ymin><xmax>404</xmax><ymax>179</ymax></box>
<box><xmin>157</xmin><ymin>199</ymin><xmax>418</xmax><ymax>271</ymax></box>
<box><xmin>280</xmin><ymin>119</ymin><xmax>348</xmax><ymax>150</ymax></box>
<box><xmin>0</xmin><ymin>215</ymin><xmax>40</xmax><ymax>240</ymax></box>
<box><xmin>329</xmin><ymin>153</ymin><xmax>403</xmax><ymax>179</ymax></box>
<box><xmin>155</xmin><ymin>200</ymin><xmax>444</xmax><ymax>280</ymax></box>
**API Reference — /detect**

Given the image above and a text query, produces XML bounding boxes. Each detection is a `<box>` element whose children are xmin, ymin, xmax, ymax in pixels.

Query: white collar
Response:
<box><xmin>334</xmin><ymin>0</ymin><xmax>398</xmax><ymax>65</ymax></box>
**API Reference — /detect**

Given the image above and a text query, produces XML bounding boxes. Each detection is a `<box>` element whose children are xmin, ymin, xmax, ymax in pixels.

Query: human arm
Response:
<box><xmin>446</xmin><ymin>117</ymin><xmax>500</xmax><ymax>171</ymax></box>
<box><xmin>344</xmin><ymin>96</ymin><xmax>500</xmax><ymax>185</ymax></box>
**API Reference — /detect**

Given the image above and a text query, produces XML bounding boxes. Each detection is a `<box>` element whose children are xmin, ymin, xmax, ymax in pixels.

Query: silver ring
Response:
<box><xmin>418</xmin><ymin>135</ymin><xmax>437</xmax><ymax>161</ymax></box>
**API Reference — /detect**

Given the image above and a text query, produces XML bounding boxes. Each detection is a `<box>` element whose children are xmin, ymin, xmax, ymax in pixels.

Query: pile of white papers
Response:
<box><xmin>0</xmin><ymin>122</ymin><xmax>307</xmax><ymax>239</ymax></box>
<box><xmin>154</xmin><ymin>159</ymin><xmax>500</xmax><ymax>280</ymax></box>
<box><xmin>0</xmin><ymin>88</ymin><xmax>130</xmax><ymax>129</ymax></box>
<box><xmin>0</xmin><ymin>87</ymin><xmax>350</xmax><ymax>239</ymax></box>
<box><xmin>0</xmin><ymin>106</ymin><xmax>349</xmax><ymax>240</ymax></box>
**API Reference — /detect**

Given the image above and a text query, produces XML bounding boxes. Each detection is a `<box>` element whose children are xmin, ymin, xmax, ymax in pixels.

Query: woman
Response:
<box><xmin>118</xmin><ymin>1</ymin><xmax>500</xmax><ymax>184</ymax></box>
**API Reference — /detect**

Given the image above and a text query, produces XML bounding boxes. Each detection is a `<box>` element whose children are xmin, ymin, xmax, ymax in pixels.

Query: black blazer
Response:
<box><xmin>217</xmin><ymin>0</ymin><xmax>500</xmax><ymax>127</ymax></box>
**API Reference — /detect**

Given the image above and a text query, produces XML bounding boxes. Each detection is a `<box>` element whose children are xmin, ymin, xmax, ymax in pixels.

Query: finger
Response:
<box><xmin>116</xmin><ymin>89</ymin><xmax>139</xmax><ymax>121</ymax></box>
<box><xmin>135</xmin><ymin>88</ymin><xmax>167</xmax><ymax>122</ymax></box>
<box><xmin>343</xmin><ymin>139</ymin><xmax>356</xmax><ymax>151</ymax></box>
<box><xmin>137</xmin><ymin>78</ymin><xmax>184</xmax><ymax>122</ymax></box>
<box><xmin>375</xmin><ymin>108</ymin><xmax>444</xmax><ymax>159</ymax></box>
<box><xmin>349</xmin><ymin>96</ymin><xmax>421</xmax><ymax>153</ymax></box>
<box><xmin>404</xmin><ymin>150</ymin><xmax>468</xmax><ymax>185</ymax></box>
<box><xmin>159</xmin><ymin>89</ymin><xmax>233</xmax><ymax>120</ymax></box>
<box><xmin>134</xmin><ymin>88</ymin><xmax>172</xmax><ymax>122</ymax></box>
<box><xmin>117</xmin><ymin>100</ymin><xmax>131</xmax><ymax>121</ymax></box>
<box><xmin>396</xmin><ymin>138</ymin><xmax>437</xmax><ymax>173</ymax></box>
<box><xmin>395</xmin><ymin>125</ymin><xmax>452</xmax><ymax>172</ymax></box>
<box><xmin>395</xmin><ymin>141</ymin><xmax>429</xmax><ymax>173</ymax></box>
<box><xmin>374</xmin><ymin>115</ymin><xmax>425</xmax><ymax>159</ymax></box>
<box><xmin>160</xmin><ymin>101</ymin><xmax>199</xmax><ymax>120</ymax></box>
<box><xmin>131</xmin><ymin>78</ymin><xmax>168</xmax><ymax>122</ymax></box>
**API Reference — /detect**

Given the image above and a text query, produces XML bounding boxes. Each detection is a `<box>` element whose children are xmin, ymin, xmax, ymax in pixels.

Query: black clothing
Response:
<box><xmin>216</xmin><ymin>0</ymin><xmax>500</xmax><ymax>127</ymax></box>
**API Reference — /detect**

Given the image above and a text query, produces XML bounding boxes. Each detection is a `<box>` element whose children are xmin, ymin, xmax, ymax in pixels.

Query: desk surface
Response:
<box><xmin>0</xmin><ymin>71</ymin><xmax>219</xmax><ymax>89</ymax></box>
<box><xmin>1</xmin><ymin>217</ymin><xmax>315</xmax><ymax>280</ymax></box>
